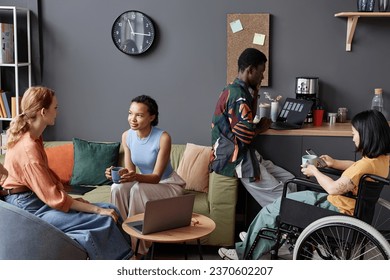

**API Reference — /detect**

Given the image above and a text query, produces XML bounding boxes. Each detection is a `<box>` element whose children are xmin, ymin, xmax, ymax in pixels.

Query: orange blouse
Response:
<box><xmin>3</xmin><ymin>132</ymin><xmax>73</xmax><ymax>212</ymax></box>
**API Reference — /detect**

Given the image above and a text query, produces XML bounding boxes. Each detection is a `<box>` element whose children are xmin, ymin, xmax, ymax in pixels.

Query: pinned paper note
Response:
<box><xmin>230</xmin><ymin>19</ymin><xmax>243</xmax><ymax>33</ymax></box>
<box><xmin>253</xmin><ymin>33</ymin><xmax>266</xmax><ymax>45</ymax></box>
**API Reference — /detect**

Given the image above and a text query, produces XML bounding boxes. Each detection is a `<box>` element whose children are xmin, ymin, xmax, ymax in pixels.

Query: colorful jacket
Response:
<box><xmin>211</xmin><ymin>78</ymin><xmax>260</xmax><ymax>179</ymax></box>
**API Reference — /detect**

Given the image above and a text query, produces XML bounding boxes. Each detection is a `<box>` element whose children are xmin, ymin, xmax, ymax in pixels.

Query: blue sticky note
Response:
<box><xmin>230</xmin><ymin>19</ymin><xmax>243</xmax><ymax>33</ymax></box>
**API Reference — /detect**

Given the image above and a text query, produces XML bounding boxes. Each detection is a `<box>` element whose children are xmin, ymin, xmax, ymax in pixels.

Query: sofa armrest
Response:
<box><xmin>207</xmin><ymin>172</ymin><xmax>238</xmax><ymax>246</ymax></box>
<box><xmin>0</xmin><ymin>200</ymin><xmax>87</xmax><ymax>260</ymax></box>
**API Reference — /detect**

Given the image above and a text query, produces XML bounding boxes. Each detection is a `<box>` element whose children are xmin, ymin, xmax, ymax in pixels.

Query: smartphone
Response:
<box><xmin>305</xmin><ymin>149</ymin><xmax>327</xmax><ymax>168</ymax></box>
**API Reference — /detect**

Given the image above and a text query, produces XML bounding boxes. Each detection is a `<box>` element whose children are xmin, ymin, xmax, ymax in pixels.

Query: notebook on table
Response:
<box><xmin>126</xmin><ymin>194</ymin><xmax>196</xmax><ymax>235</ymax></box>
<box><xmin>270</xmin><ymin>98</ymin><xmax>313</xmax><ymax>130</ymax></box>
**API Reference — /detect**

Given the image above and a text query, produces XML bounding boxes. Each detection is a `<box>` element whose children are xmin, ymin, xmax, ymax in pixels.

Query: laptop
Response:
<box><xmin>126</xmin><ymin>194</ymin><xmax>195</xmax><ymax>235</ymax></box>
<box><xmin>270</xmin><ymin>98</ymin><xmax>313</xmax><ymax>130</ymax></box>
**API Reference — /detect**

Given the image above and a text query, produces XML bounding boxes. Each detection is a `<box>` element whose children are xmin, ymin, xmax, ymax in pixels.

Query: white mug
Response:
<box><xmin>302</xmin><ymin>155</ymin><xmax>318</xmax><ymax>167</ymax></box>
<box><xmin>259</xmin><ymin>103</ymin><xmax>270</xmax><ymax>119</ymax></box>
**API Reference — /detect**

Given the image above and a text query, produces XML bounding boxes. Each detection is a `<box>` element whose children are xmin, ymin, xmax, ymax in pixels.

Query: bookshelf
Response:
<box><xmin>0</xmin><ymin>6</ymin><xmax>31</xmax><ymax>123</ymax></box>
<box><xmin>0</xmin><ymin>6</ymin><xmax>31</xmax><ymax>153</ymax></box>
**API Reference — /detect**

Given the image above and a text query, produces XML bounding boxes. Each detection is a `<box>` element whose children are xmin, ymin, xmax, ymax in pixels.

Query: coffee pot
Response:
<box><xmin>295</xmin><ymin>77</ymin><xmax>319</xmax><ymax>123</ymax></box>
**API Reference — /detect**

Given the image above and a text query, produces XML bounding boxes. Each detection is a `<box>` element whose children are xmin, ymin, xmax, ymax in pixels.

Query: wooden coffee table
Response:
<box><xmin>122</xmin><ymin>213</ymin><xmax>216</xmax><ymax>259</ymax></box>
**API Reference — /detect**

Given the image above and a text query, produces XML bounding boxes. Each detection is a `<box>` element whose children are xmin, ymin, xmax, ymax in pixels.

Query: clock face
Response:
<box><xmin>112</xmin><ymin>11</ymin><xmax>155</xmax><ymax>55</ymax></box>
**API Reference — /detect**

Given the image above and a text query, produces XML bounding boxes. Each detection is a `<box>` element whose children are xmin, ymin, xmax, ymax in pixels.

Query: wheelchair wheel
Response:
<box><xmin>293</xmin><ymin>215</ymin><xmax>390</xmax><ymax>260</ymax></box>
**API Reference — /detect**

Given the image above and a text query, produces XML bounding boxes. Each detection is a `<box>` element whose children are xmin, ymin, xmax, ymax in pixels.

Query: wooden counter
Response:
<box><xmin>263</xmin><ymin>122</ymin><xmax>352</xmax><ymax>137</ymax></box>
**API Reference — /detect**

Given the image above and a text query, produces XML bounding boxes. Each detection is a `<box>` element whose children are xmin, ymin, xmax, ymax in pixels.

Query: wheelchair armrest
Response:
<box><xmin>283</xmin><ymin>177</ymin><xmax>325</xmax><ymax>197</ymax></box>
<box><xmin>318</xmin><ymin>167</ymin><xmax>343</xmax><ymax>177</ymax></box>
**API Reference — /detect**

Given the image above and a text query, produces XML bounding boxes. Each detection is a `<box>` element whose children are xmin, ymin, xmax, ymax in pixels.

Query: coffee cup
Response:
<box><xmin>313</xmin><ymin>109</ymin><xmax>324</xmax><ymax>126</ymax></box>
<box><xmin>259</xmin><ymin>103</ymin><xmax>271</xmax><ymax>119</ymax></box>
<box><xmin>302</xmin><ymin>155</ymin><xmax>319</xmax><ymax>167</ymax></box>
<box><xmin>111</xmin><ymin>167</ymin><xmax>124</xmax><ymax>183</ymax></box>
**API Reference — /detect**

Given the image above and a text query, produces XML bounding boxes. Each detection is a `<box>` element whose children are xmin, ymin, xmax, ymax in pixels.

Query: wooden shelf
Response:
<box><xmin>335</xmin><ymin>12</ymin><xmax>390</xmax><ymax>51</ymax></box>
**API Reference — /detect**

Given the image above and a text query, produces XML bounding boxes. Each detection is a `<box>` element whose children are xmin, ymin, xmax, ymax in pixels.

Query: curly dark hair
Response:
<box><xmin>238</xmin><ymin>48</ymin><xmax>267</xmax><ymax>73</ymax></box>
<box><xmin>131</xmin><ymin>95</ymin><xmax>159</xmax><ymax>126</ymax></box>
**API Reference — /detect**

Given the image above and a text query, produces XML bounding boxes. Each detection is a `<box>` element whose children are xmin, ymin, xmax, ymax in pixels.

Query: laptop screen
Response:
<box><xmin>277</xmin><ymin>98</ymin><xmax>313</xmax><ymax>125</ymax></box>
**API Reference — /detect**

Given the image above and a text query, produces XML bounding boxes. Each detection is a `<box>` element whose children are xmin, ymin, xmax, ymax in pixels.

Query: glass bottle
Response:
<box><xmin>337</xmin><ymin>107</ymin><xmax>348</xmax><ymax>123</ymax></box>
<box><xmin>371</xmin><ymin>88</ymin><xmax>384</xmax><ymax>113</ymax></box>
<box><xmin>367</xmin><ymin>0</ymin><xmax>375</xmax><ymax>11</ymax></box>
<box><xmin>357</xmin><ymin>0</ymin><xmax>375</xmax><ymax>11</ymax></box>
<box><xmin>379</xmin><ymin>0</ymin><xmax>389</xmax><ymax>11</ymax></box>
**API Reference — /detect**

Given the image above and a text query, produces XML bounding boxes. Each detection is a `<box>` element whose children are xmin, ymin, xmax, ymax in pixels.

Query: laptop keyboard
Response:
<box><xmin>126</xmin><ymin>222</ymin><xmax>143</xmax><ymax>232</ymax></box>
<box><xmin>270</xmin><ymin>122</ymin><xmax>300</xmax><ymax>130</ymax></box>
<box><xmin>133</xmin><ymin>224</ymin><xmax>143</xmax><ymax>232</ymax></box>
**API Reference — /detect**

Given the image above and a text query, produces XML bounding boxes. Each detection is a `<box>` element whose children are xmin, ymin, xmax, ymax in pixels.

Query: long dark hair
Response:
<box><xmin>351</xmin><ymin>110</ymin><xmax>390</xmax><ymax>158</ymax></box>
<box><xmin>131</xmin><ymin>95</ymin><xmax>159</xmax><ymax>126</ymax></box>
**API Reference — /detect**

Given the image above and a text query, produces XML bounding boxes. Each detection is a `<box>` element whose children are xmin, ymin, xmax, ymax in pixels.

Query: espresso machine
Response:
<box><xmin>295</xmin><ymin>77</ymin><xmax>319</xmax><ymax>123</ymax></box>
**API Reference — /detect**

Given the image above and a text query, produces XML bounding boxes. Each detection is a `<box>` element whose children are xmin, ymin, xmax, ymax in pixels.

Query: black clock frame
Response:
<box><xmin>111</xmin><ymin>10</ymin><xmax>156</xmax><ymax>56</ymax></box>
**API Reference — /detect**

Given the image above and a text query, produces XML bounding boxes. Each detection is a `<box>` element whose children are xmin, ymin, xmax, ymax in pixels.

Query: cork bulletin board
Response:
<box><xmin>227</xmin><ymin>13</ymin><xmax>270</xmax><ymax>86</ymax></box>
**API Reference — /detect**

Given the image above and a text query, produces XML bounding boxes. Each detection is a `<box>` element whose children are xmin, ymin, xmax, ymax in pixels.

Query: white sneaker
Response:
<box><xmin>239</xmin><ymin>231</ymin><xmax>247</xmax><ymax>242</ymax></box>
<box><xmin>218</xmin><ymin>247</ymin><xmax>239</xmax><ymax>260</ymax></box>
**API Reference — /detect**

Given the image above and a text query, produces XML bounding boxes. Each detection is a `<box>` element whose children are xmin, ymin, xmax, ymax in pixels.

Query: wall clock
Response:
<box><xmin>112</xmin><ymin>10</ymin><xmax>156</xmax><ymax>55</ymax></box>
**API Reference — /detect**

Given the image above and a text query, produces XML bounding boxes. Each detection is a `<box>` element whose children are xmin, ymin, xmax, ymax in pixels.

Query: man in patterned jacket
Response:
<box><xmin>211</xmin><ymin>48</ymin><xmax>295</xmax><ymax>208</ymax></box>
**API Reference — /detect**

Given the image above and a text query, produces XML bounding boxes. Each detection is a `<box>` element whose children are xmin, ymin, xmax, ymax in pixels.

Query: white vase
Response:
<box><xmin>270</xmin><ymin>101</ymin><xmax>279</xmax><ymax>122</ymax></box>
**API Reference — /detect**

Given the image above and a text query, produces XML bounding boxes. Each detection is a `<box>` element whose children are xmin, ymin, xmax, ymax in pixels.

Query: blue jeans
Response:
<box><xmin>5</xmin><ymin>192</ymin><xmax>133</xmax><ymax>260</ymax></box>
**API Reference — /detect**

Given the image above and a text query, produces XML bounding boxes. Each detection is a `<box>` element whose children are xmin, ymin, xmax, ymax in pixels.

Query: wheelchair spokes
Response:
<box><xmin>293</xmin><ymin>216</ymin><xmax>390</xmax><ymax>260</ymax></box>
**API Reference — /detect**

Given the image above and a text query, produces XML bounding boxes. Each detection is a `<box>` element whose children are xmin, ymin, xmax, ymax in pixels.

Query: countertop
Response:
<box><xmin>262</xmin><ymin>122</ymin><xmax>353</xmax><ymax>137</ymax></box>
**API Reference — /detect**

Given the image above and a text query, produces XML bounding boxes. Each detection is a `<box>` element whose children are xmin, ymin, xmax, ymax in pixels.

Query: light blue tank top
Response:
<box><xmin>126</xmin><ymin>127</ymin><xmax>173</xmax><ymax>180</ymax></box>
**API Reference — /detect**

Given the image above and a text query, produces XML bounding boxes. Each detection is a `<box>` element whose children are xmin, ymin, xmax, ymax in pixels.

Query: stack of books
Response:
<box><xmin>0</xmin><ymin>90</ymin><xmax>17</xmax><ymax>119</ymax></box>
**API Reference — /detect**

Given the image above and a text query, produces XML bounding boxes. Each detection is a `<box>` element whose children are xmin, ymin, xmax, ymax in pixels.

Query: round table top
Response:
<box><xmin>122</xmin><ymin>213</ymin><xmax>216</xmax><ymax>243</ymax></box>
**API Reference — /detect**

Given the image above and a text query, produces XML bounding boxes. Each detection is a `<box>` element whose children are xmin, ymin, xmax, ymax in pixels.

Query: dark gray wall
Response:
<box><xmin>4</xmin><ymin>0</ymin><xmax>390</xmax><ymax>144</ymax></box>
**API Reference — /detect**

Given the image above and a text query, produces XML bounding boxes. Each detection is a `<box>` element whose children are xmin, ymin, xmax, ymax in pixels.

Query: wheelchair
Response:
<box><xmin>245</xmin><ymin>168</ymin><xmax>390</xmax><ymax>260</ymax></box>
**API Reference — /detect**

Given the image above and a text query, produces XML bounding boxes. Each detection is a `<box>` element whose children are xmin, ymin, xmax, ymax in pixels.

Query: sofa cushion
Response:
<box><xmin>170</xmin><ymin>144</ymin><xmax>187</xmax><ymax>170</ymax></box>
<box><xmin>176</xmin><ymin>143</ymin><xmax>211</xmax><ymax>193</ymax></box>
<box><xmin>45</xmin><ymin>144</ymin><xmax>74</xmax><ymax>184</ymax></box>
<box><xmin>70</xmin><ymin>138</ymin><xmax>120</xmax><ymax>186</ymax></box>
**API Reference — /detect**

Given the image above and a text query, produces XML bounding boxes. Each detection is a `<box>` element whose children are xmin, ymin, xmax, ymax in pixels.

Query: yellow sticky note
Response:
<box><xmin>253</xmin><ymin>33</ymin><xmax>266</xmax><ymax>45</ymax></box>
<box><xmin>230</xmin><ymin>19</ymin><xmax>243</xmax><ymax>33</ymax></box>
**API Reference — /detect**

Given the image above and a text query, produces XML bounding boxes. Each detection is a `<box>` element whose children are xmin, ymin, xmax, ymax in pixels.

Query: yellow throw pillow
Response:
<box><xmin>176</xmin><ymin>143</ymin><xmax>211</xmax><ymax>193</ymax></box>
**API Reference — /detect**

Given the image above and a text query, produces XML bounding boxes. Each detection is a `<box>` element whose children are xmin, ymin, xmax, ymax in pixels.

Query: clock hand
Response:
<box><xmin>127</xmin><ymin>19</ymin><xmax>134</xmax><ymax>35</ymax></box>
<box><xmin>132</xmin><ymin>32</ymin><xmax>152</xmax><ymax>36</ymax></box>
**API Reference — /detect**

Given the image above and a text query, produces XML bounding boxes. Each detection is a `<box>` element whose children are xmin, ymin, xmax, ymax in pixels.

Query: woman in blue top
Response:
<box><xmin>106</xmin><ymin>95</ymin><xmax>185</xmax><ymax>255</ymax></box>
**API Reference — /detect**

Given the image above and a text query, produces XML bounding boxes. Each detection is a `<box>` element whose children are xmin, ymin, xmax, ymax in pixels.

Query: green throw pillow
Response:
<box><xmin>70</xmin><ymin>138</ymin><xmax>120</xmax><ymax>186</ymax></box>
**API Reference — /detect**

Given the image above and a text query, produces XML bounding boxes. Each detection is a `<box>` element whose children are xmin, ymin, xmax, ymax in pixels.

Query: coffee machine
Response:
<box><xmin>295</xmin><ymin>77</ymin><xmax>319</xmax><ymax>123</ymax></box>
